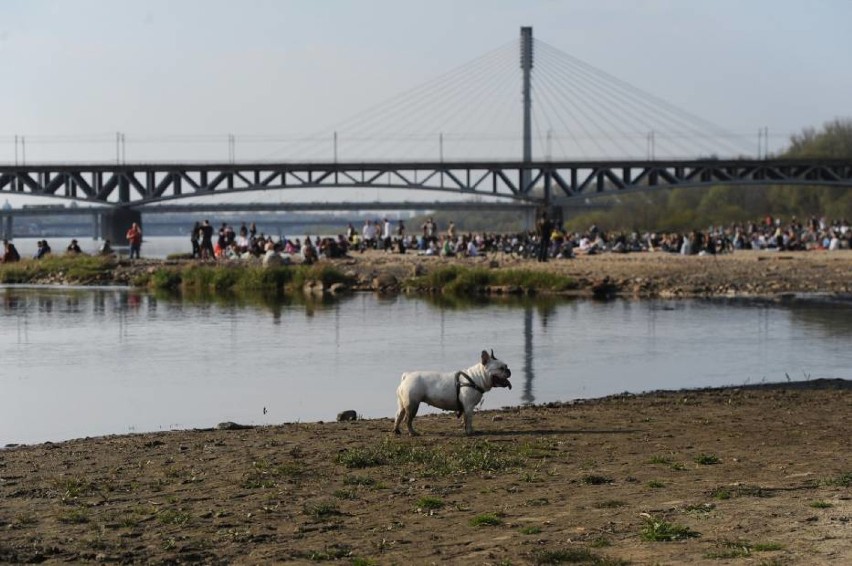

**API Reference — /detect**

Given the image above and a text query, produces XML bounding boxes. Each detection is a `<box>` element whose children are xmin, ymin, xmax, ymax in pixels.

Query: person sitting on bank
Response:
<box><xmin>34</xmin><ymin>239</ymin><xmax>52</xmax><ymax>260</ymax></box>
<box><xmin>99</xmin><ymin>239</ymin><xmax>115</xmax><ymax>256</ymax></box>
<box><xmin>302</xmin><ymin>238</ymin><xmax>318</xmax><ymax>264</ymax></box>
<box><xmin>2</xmin><ymin>240</ymin><xmax>20</xmax><ymax>263</ymax></box>
<box><xmin>66</xmin><ymin>239</ymin><xmax>83</xmax><ymax>255</ymax></box>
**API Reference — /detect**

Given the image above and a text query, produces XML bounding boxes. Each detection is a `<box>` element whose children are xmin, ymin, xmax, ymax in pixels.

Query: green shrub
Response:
<box><xmin>148</xmin><ymin>269</ymin><xmax>182</xmax><ymax>290</ymax></box>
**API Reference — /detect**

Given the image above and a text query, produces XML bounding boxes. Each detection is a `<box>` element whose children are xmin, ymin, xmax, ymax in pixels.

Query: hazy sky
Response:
<box><xmin>1</xmin><ymin>0</ymin><xmax>850</xmax><ymax>162</ymax></box>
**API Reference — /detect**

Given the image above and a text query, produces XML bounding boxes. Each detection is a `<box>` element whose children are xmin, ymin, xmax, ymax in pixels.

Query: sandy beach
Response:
<box><xmin>0</xmin><ymin>382</ymin><xmax>849</xmax><ymax>564</ymax></box>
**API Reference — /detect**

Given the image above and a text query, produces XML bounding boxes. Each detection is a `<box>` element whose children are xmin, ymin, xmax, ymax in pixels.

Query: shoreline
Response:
<box><xmin>3</xmin><ymin>248</ymin><xmax>850</xmax><ymax>299</ymax></box>
<box><xmin>1</xmin><ymin>380</ymin><xmax>849</xmax><ymax>564</ymax></box>
<box><xmin>110</xmin><ymin>247</ymin><xmax>852</xmax><ymax>299</ymax></box>
<box><xmin>5</xmin><ymin>378</ymin><xmax>849</xmax><ymax>450</ymax></box>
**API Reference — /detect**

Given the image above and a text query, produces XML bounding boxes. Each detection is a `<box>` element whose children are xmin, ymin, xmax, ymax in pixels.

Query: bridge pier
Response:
<box><xmin>2</xmin><ymin>215</ymin><xmax>11</xmax><ymax>240</ymax></box>
<box><xmin>92</xmin><ymin>213</ymin><xmax>101</xmax><ymax>240</ymax></box>
<box><xmin>99</xmin><ymin>209</ymin><xmax>141</xmax><ymax>246</ymax></box>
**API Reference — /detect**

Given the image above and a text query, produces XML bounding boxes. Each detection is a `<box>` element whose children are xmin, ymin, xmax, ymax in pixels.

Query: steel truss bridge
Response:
<box><xmin>1</xmin><ymin>159</ymin><xmax>851</xmax><ymax>213</ymax></box>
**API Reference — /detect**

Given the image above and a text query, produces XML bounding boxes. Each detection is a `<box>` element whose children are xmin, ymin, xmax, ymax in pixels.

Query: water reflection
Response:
<box><xmin>0</xmin><ymin>287</ymin><xmax>849</xmax><ymax>446</ymax></box>
<box><xmin>522</xmin><ymin>306</ymin><xmax>534</xmax><ymax>403</ymax></box>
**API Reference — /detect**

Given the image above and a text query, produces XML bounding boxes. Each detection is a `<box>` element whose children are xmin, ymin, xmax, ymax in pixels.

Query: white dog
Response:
<box><xmin>393</xmin><ymin>350</ymin><xmax>512</xmax><ymax>436</ymax></box>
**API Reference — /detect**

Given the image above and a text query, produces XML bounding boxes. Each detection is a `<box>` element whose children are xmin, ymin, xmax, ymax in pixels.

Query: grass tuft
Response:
<box><xmin>416</xmin><ymin>496</ymin><xmax>445</xmax><ymax>510</ymax></box>
<box><xmin>157</xmin><ymin>509</ymin><xmax>191</xmax><ymax>525</ymax></box>
<box><xmin>530</xmin><ymin>547</ymin><xmax>625</xmax><ymax>565</ymax></box>
<box><xmin>303</xmin><ymin>500</ymin><xmax>341</xmax><ymax>521</ymax></box>
<box><xmin>343</xmin><ymin>475</ymin><xmax>377</xmax><ymax>487</ymax></box>
<box><xmin>0</xmin><ymin>256</ymin><xmax>118</xmax><ymax>284</ymax></box>
<box><xmin>594</xmin><ymin>499</ymin><xmax>627</xmax><ymax>509</ymax></box>
<box><xmin>822</xmin><ymin>472</ymin><xmax>852</xmax><ymax>487</ymax></box>
<box><xmin>57</xmin><ymin>508</ymin><xmax>90</xmax><ymax>524</ymax></box>
<box><xmin>336</xmin><ymin>438</ymin><xmax>519</xmax><ymax>476</ymax></box>
<box><xmin>694</xmin><ymin>454</ymin><xmax>721</xmax><ymax>465</ymax></box>
<box><xmin>298</xmin><ymin>544</ymin><xmax>352</xmax><ymax>561</ymax></box>
<box><xmin>640</xmin><ymin>515</ymin><xmax>700</xmax><ymax>542</ymax></box>
<box><xmin>710</xmin><ymin>484</ymin><xmax>772</xmax><ymax>499</ymax></box>
<box><xmin>581</xmin><ymin>475</ymin><xmax>614</xmax><ymax>485</ymax></box>
<box><xmin>705</xmin><ymin>540</ymin><xmax>784</xmax><ymax>559</ymax></box>
<box><xmin>469</xmin><ymin>513</ymin><xmax>503</xmax><ymax>527</ymax></box>
<box><xmin>408</xmin><ymin>265</ymin><xmax>578</xmax><ymax>295</ymax></box>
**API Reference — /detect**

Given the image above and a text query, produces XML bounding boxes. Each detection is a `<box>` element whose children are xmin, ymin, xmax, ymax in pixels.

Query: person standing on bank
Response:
<box><xmin>191</xmin><ymin>221</ymin><xmax>201</xmax><ymax>258</ymax></box>
<box><xmin>126</xmin><ymin>222</ymin><xmax>143</xmax><ymax>259</ymax></box>
<box><xmin>536</xmin><ymin>211</ymin><xmax>553</xmax><ymax>262</ymax></box>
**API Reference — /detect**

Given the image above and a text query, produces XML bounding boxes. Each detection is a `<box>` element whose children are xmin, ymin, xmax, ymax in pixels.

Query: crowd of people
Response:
<box><xmin>331</xmin><ymin>214</ymin><xmax>851</xmax><ymax>261</ymax></box>
<box><xmin>342</xmin><ymin>214</ymin><xmax>851</xmax><ymax>261</ymax></box>
<box><xmin>0</xmin><ymin>237</ymin><xmax>114</xmax><ymax>263</ymax></box>
<box><xmin>115</xmin><ymin>213</ymin><xmax>852</xmax><ymax>264</ymax></box>
<box><xmin>1</xmin><ymin>214</ymin><xmax>848</xmax><ymax>265</ymax></box>
<box><xmin>188</xmin><ymin>220</ymin><xmax>350</xmax><ymax>264</ymax></box>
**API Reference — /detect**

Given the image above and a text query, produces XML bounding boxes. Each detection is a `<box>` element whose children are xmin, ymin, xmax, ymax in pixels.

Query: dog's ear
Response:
<box><xmin>481</xmin><ymin>350</ymin><xmax>490</xmax><ymax>365</ymax></box>
<box><xmin>491</xmin><ymin>348</ymin><xmax>496</xmax><ymax>360</ymax></box>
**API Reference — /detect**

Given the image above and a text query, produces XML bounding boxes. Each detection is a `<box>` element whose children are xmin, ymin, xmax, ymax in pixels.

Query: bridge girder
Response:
<box><xmin>0</xmin><ymin>160</ymin><xmax>850</xmax><ymax>210</ymax></box>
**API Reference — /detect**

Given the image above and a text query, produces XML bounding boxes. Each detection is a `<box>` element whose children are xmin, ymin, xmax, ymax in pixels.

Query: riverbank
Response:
<box><xmin>1</xmin><ymin>381</ymin><xmax>849</xmax><ymax>564</ymax></box>
<box><xmin>2</xmin><ymin>249</ymin><xmax>851</xmax><ymax>299</ymax></box>
<box><xmin>345</xmin><ymin>248</ymin><xmax>852</xmax><ymax>298</ymax></box>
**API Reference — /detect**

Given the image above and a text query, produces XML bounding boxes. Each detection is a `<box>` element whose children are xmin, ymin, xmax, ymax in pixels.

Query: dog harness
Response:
<box><xmin>455</xmin><ymin>371</ymin><xmax>485</xmax><ymax>416</ymax></box>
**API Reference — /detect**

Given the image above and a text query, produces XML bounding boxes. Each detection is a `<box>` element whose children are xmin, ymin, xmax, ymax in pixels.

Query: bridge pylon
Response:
<box><xmin>521</xmin><ymin>26</ymin><xmax>534</xmax><ymax>194</ymax></box>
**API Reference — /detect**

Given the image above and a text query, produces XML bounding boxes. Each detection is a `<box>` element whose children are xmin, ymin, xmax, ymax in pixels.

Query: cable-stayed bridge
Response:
<box><xmin>1</xmin><ymin>28</ymin><xmax>850</xmax><ymax>240</ymax></box>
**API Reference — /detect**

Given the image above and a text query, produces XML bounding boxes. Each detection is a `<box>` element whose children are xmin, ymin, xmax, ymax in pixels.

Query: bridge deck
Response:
<box><xmin>1</xmin><ymin>159</ymin><xmax>850</xmax><ymax>209</ymax></box>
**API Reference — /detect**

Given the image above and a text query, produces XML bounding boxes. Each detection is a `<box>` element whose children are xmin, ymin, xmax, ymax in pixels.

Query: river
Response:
<box><xmin>1</xmin><ymin>287</ymin><xmax>849</xmax><ymax>446</ymax></box>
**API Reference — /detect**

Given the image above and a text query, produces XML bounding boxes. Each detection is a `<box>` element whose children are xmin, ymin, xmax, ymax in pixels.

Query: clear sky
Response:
<box><xmin>0</xmin><ymin>0</ymin><xmax>850</xmax><ymax>163</ymax></box>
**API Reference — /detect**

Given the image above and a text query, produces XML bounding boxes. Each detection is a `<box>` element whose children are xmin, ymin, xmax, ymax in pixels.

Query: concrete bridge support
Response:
<box><xmin>2</xmin><ymin>216</ymin><xmax>11</xmax><ymax>240</ymax></box>
<box><xmin>99</xmin><ymin>208</ymin><xmax>141</xmax><ymax>245</ymax></box>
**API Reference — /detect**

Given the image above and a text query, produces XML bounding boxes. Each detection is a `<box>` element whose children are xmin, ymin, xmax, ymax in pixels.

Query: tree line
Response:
<box><xmin>413</xmin><ymin>119</ymin><xmax>852</xmax><ymax>234</ymax></box>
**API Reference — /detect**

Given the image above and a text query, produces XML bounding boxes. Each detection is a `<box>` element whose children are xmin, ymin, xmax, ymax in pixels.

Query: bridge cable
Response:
<box><xmin>536</xmin><ymin>40</ymin><xmax>754</xmax><ymax>156</ymax></box>
<box><xmin>260</xmin><ymin>40</ymin><xmax>519</xmax><ymax>161</ymax></box>
<box><xmin>535</xmin><ymin>44</ymin><xmax>703</xmax><ymax>158</ymax></box>
<box><xmin>536</xmin><ymin>43</ymin><xmax>718</xmax><ymax>157</ymax></box>
<box><xmin>535</xmin><ymin>46</ymin><xmax>695</xmax><ymax>158</ymax></box>
<box><xmin>530</xmin><ymin>68</ymin><xmax>587</xmax><ymax>160</ymax></box>
<box><xmin>349</xmin><ymin>41</ymin><xmax>520</xmax><ymax>160</ymax></box>
<box><xmin>535</xmin><ymin>60</ymin><xmax>634</xmax><ymax>157</ymax></box>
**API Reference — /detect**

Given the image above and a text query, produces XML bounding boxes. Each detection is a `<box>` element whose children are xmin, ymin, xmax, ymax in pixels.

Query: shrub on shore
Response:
<box><xmin>140</xmin><ymin>262</ymin><xmax>351</xmax><ymax>296</ymax></box>
<box><xmin>0</xmin><ymin>256</ymin><xmax>118</xmax><ymax>284</ymax></box>
<box><xmin>406</xmin><ymin>265</ymin><xmax>578</xmax><ymax>295</ymax></box>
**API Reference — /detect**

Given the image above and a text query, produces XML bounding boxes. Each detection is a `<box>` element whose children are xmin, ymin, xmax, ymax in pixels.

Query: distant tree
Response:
<box><xmin>418</xmin><ymin>120</ymin><xmax>852</xmax><ymax>235</ymax></box>
<box><xmin>785</xmin><ymin>118</ymin><xmax>852</xmax><ymax>159</ymax></box>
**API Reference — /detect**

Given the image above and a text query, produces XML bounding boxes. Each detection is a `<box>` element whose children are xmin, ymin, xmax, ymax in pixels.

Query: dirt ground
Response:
<box><xmin>336</xmin><ymin>248</ymin><xmax>852</xmax><ymax>298</ymax></box>
<box><xmin>0</xmin><ymin>382</ymin><xmax>849</xmax><ymax>565</ymax></box>
<box><xmin>1</xmin><ymin>250</ymin><xmax>850</xmax><ymax>564</ymax></box>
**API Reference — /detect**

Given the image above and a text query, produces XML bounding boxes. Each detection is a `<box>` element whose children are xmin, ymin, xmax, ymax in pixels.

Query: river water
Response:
<box><xmin>1</xmin><ymin>287</ymin><xmax>849</xmax><ymax>446</ymax></box>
